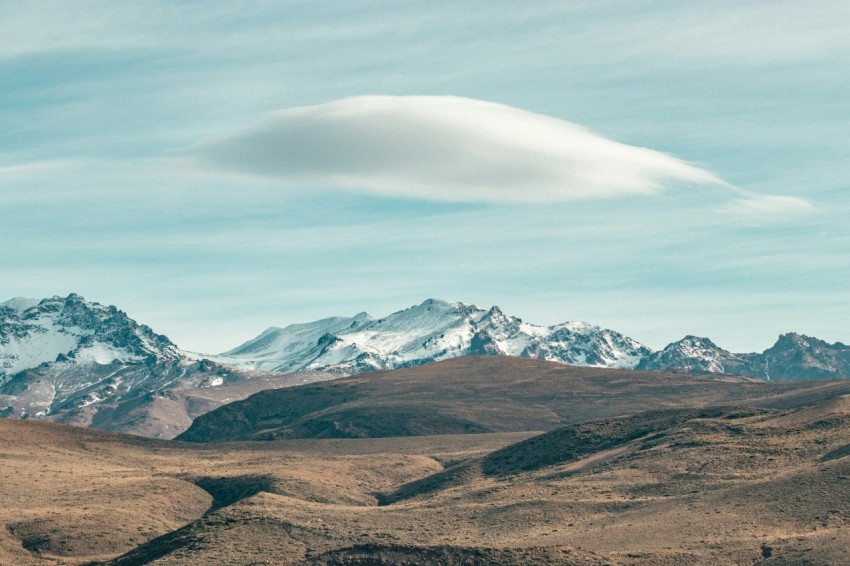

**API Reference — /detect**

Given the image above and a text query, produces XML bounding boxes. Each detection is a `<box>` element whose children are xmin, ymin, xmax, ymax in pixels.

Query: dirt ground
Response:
<box><xmin>3</xmin><ymin>393</ymin><xmax>850</xmax><ymax>565</ymax></box>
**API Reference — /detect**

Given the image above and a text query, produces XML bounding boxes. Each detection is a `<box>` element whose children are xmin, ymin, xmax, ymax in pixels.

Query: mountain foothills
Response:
<box><xmin>2</xmin><ymin>294</ymin><xmax>849</xmax><ymax>438</ymax></box>
<box><xmin>177</xmin><ymin>356</ymin><xmax>850</xmax><ymax>443</ymax></box>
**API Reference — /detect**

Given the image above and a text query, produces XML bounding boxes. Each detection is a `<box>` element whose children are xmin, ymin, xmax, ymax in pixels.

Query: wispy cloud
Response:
<box><xmin>198</xmin><ymin>95</ymin><xmax>723</xmax><ymax>203</ymax></box>
<box><xmin>722</xmin><ymin>194</ymin><xmax>818</xmax><ymax>224</ymax></box>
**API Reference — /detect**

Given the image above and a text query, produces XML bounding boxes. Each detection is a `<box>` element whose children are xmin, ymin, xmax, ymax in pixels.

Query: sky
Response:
<box><xmin>1</xmin><ymin>1</ymin><xmax>848</xmax><ymax>354</ymax></box>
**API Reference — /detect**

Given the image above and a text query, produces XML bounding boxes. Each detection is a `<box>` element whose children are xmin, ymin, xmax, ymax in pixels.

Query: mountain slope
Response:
<box><xmin>220</xmin><ymin>298</ymin><xmax>651</xmax><ymax>374</ymax></box>
<box><xmin>7</xmin><ymin>394</ymin><xmax>850</xmax><ymax>565</ymax></box>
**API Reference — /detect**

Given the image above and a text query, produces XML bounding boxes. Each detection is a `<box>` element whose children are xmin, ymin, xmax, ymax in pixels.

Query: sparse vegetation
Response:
<box><xmin>3</xmin><ymin>358</ymin><xmax>850</xmax><ymax>564</ymax></box>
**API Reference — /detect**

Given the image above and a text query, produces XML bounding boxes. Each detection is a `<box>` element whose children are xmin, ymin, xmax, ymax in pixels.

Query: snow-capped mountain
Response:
<box><xmin>0</xmin><ymin>294</ymin><xmax>191</xmax><ymax>420</ymax></box>
<box><xmin>219</xmin><ymin>300</ymin><xmax>850</xmax><ymax>381</ymax></box>
<box><xmin>218</xmin><ymin>298</ymin><xmax>651</xmax><ymax>374</ymax></box>
<box><xmin>636</xmin><ymin>336</ymin><xmax>757</xmax><ymax>375</ymax></box>
<box><xmin>1</xmin><ymin>293</ymin><xmax>179</xmax><ymax>378</ymax></box>
<box><xmin>0</xmin><ymin>294</ymin><xmax>325</xmax><ymax>437</ymax></box>
<box><xmin>638</xmin><ymin>332</ymin><xmax>850</xmax><ymax>381</ymax></box>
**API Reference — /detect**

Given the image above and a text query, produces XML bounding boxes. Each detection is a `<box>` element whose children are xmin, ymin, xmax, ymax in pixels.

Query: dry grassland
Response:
<box><xmin>2</xmin><ymin>359</ymin><xmax>850</xmax><ymax>564</ymax></box>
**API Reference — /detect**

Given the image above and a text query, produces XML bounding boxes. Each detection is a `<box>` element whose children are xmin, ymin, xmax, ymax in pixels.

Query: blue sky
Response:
<box><xmin>1</xmin><ymin>1</ymin><xmax>848</xmax><ymax>353</ymax></box>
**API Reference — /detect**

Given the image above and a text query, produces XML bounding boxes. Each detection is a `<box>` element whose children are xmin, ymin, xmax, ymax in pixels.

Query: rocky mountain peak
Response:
<box><xmin>1</xmin><ymin>294</ymin><xmax>179</xmax><ymax>379</ymax></box>
<box><xmin>639</xmin><ymin>331</ymin><xmax>850</xmax><ymax>381</ymax></box>
<box><xmin>217</xmin><ymin>298</ymin><xmax>650</xmax><ymax>374</ymax></box>
<box><xmin>678</xmin><ymin>335</ymin><xmax>719</xmax><ymax>348</ymax></box>
<box><xmin>770</xmin><ymin>332</ymin><xmax>825</xmax><ymax>351</ymax></box>
<box><xmin>757</xmin><ymin>332</ymin><xmax>850</xmax><ymax>381</ymax></box>
<box><xmin>0</xmin><ymin>294</ymin><xmax>257</xmax><ymax>435</ymax></box>
<box><xmin>636</xmin><ymin>335</ymin><xmax>744</xmax><ymax>374</ymax></box>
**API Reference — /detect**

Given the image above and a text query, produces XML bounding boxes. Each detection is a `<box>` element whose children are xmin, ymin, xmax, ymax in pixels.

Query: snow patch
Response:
<box><xmin>0</xmin><ymin>297</ymin><xmax>39</xmax><ymax>313</ymax></box>
<box><xmin>74</xmin><ymin>343</ymin><xmax>144</xmax><ymax>365</ymax></box>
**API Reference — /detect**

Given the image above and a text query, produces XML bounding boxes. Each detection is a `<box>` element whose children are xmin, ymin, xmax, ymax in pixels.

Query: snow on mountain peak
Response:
<box><xmin>222</xmin><ymin>312</ymin><xmax>374</xmax><ymax>360</ymax></box>
<box><xmin>0</xmin><ymin>293</ymin><xmax>250</xmax><ymax>430</ymax></box>
<box><xmin>216</xmin><ymin>299</ymin><xmax>651</xmax><ymax>374</ymax></box>
<box><xmin>0</xmin><ymin>293</ymin><xmax>178</xmax><ymax>378</ymax></box>
<box><xmin>637</xmin><ymin>334</ymin><xmax>753</xmax><ymax>375</ymax></box>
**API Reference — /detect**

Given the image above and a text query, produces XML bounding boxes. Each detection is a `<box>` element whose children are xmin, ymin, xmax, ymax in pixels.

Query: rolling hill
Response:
<box><xmin>4</xmin><ymin>385</ymin><xmax>850</xmax><ymax>564</ymax></box>
<box><xmin>178</xmin><ymin>356</ymin><xmax>850</xmax><ymax>442</ymax></box>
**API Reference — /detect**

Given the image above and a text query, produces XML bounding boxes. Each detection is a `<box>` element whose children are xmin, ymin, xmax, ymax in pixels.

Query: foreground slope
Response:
<box><xmin>4</xmin><ymin>393</ymin><xmax>850</xmax><ymax>564</ymax></box>
<box><xmin>0</xmin><ymin>419</ymin><xmax>525</xmax><ymax>565</ymax></box>
<box><xmin>179</xmin><ymin>356</ymin><xmax>850</xmax><ymax>442</ymax></box>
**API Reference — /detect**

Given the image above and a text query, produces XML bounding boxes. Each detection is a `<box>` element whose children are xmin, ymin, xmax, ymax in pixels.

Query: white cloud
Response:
<box><xmin>723</xmin><ymin>194</ymin><xmax>818</xmax><ymax>223</ymax></box>
<box><xmin>198</xmin><ymin>95</ymin><xmax>724</xmax><ymax>203</ymax></box>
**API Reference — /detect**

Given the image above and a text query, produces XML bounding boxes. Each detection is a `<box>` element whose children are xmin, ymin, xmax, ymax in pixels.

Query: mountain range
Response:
<box><xmin>216</xmin><ymin>298</ymin><xmax>650</xmax><ymax>373</ymax></box>
<box><xmin>2</xmin><ymin>294</ymin><xmax>849</xmax><ymax>437</ymax></box>
<box><xmin>217</xmin><ymin>297</ymin><xmax>850</xmax><ymax>382</ymax></box>
<box><xmin>637</xmin><ymin>333</ymin><xmax>850</xmax><ymax>380</ymax></box>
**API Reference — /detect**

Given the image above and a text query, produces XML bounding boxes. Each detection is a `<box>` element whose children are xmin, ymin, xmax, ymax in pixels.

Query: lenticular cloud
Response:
<box><xmin>200</xmin><ymin>95</ymin><xmax>723</xmax><ymax>203</ymax></box>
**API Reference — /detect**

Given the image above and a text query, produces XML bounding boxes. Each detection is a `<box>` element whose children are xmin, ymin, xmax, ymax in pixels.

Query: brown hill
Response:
<box><xmin>178</xmin><ymin>355</ymin><xmax>850</xmax><ymax>442</ymax></box>
<box><xmin>0</xmin><ymin>418</ymin><xmax>531</xmax><ymax>565</ymax></box>
<box><xmin>4</xmin><ymin>396</ymin><xmax>850</xmax><ymax>564</ymax></box>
